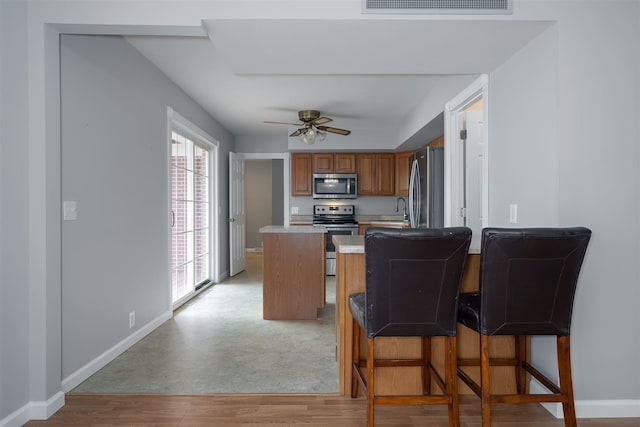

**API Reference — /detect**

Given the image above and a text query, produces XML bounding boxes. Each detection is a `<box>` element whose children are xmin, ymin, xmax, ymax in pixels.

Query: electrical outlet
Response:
<box><xmin>509</xmin><ymin>204</ymin><xmax>518</xmax><ymax>224</ymax></box>
<box><xmin>291</xmin><ymin>206</ymin><xmax>299</xmax><ymax>214</ymax></box>
<box><xmin>129</xmin><ymin>311</ymin><xmax>135</xmax><ymax>329</ymax></box>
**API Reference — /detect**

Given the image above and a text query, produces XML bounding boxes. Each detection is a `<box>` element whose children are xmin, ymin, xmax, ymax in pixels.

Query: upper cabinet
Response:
<box><xmin>395</xmin><ymin>151</ymin><xmax>412</xmax><ymax>197</ymax></box>
<box><xmin>313</xmin><ymin>153</ymin><xmax>356</xmax><ymax>173</ymax></box>
<box><xmin>293</xmin><ymin>151</ymin><xmax>407</xmax><ymax>197</ymax></box>
<box><xmin>334</xmin><ymin>154</ymin><xmax>357</xmax><ymax>173</ymax></box>
<box><xmin>291</xmin><ymin>153</ymin><xmax>312</xmax><ymax>196</ymax></box>
<box><xmin>356</xmin><ymin>153</ymin><xmax>395</xmax><ymax>196</ymax></box>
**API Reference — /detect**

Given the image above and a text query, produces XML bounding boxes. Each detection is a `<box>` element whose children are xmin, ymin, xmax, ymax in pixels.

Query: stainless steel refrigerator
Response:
<box><xmin>409</xmin><ymin>146</ymin><xmax>444</xmax><ymax>228</ymax></box>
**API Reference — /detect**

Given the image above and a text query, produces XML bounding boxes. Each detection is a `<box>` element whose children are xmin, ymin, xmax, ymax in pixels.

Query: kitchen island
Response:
<box><xmin>333</xmin><ymin>235</ymin><xmax>518</xmax><ymax>396</ymax></box>
<box><xmin>259</xmin><ymin>226</ymin><xmax>326</xmax><ymax>320</ymax></box>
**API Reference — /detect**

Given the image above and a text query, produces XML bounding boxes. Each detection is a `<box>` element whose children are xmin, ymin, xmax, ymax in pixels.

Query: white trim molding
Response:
<box><xmin>444</xmin><ymin>74</ymin><xmax>489</xmax><ymax>249</ymax></box>
<box><xmin>60</xmin><ymin>311</ymin><xmax>171</xmax><ymax>392</ymax></box>
<box><xmin>530</xmin><ymin>379</ymin><xmax>640</xmax><ymax>419</ymax></box>
<box><xmin>0</xmin><ymin>392</ymin><xmax>64</xmax><ymax>427</ymax></box>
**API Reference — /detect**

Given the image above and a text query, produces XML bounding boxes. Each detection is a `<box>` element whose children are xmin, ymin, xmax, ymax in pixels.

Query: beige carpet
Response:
<box><xmin>73</xmin><ymin>252</ymin><xmax>338</xmax><ymax>393</ymax></box>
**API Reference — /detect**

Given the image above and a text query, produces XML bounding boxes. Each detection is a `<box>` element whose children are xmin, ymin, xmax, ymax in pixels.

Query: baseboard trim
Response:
<box><xmin>0</xmin><ymin>403</ymin><xmax>30</xmax><ymax>427</ymax></box>
<box><xmin>61</xmin><ymin>310</ymin><xmax>172</xmax><ymax>392</ymax></box>
<box><xmin>0</xmin><ymin>392</ymin><xmax>65</xmax><ymax>427</ymax></box>
<box><xmin>218</xmin><ymin>270</ymin><xmax>229</xmax><ymax>282</ymax></box>
<box><xmin>30</xmin><ymin>391</ymin><xmax>65</xmax><ymax>420</ymax></box>
<box><xmin>530</xmin><ymin>379</ymin><xmax>640</xmax><ymax>418</ymax></box>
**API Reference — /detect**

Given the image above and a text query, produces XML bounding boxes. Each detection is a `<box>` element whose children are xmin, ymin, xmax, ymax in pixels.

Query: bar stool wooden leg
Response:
<box><xmin>366</xmin><ymin>337</ymin><xmax>375</xmax><ymax>427</ymax></box>
<box><xmin>515</xmin><ymin>335</ymin><xmax>527</xmax><ymax>394</ymax></box>
<box><xmin>445</xmin><ymin>336</ymin><xmax>460</xmax><ymax>427</ymax></box>
<box><xmin>557</xmin><ymin>336</ymin><xmax>577</xmax><ymax>427</ymax></box>
<box><xmin>423</xmin><ymin>336</ymin><xmax>432</xmax><ymax>394</ymax></box>
<box><xmin>480</xmin><ymin>335</ymin><xmax>492</xmax><ymax>427</ymax></box>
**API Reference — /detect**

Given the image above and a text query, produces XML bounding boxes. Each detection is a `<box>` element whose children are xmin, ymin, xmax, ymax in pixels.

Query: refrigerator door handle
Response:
<box><xmin>425</xmin><ymin>148</ymin><xmax>430</xmax><ymax>228</ymax></box>
<box><xmin>409</xmin><ymin>159</ymin><xmax>419</xmax><ymax>228</ymax></box>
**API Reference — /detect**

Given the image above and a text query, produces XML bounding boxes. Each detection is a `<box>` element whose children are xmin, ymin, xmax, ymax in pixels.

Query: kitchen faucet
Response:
<box><xmin>396</xmin><ymin>197</ymin><xmax>408</xmax><ymax>221</ymax></box>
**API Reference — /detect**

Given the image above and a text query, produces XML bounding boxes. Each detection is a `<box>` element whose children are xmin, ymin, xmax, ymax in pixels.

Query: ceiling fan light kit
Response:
<box><xmin>264</xmin><ymin>110</ymin><xmax>351</xmax><ymax>145</ymax></box>
<box><xmin>299</xmin><ymin>128</ymin><xmax>326</xmax><ymax>145</ymax></box>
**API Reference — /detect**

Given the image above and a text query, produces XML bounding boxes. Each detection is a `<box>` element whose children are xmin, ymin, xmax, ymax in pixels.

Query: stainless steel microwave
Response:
<box><xmin>312</xmin><ymin>173</ymin><xmax>357</xmax><ymax>199</ymax></box>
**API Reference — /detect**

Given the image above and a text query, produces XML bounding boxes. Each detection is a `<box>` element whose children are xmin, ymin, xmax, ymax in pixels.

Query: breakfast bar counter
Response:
<box><xmin>259</xmin><ymin>226</ymin><xmax>326</xmax><ymax>320</ymax></box>
<box><xmin>333</xmin><ymin>235</ymin><xmax>518</xmax><ymax>396</ymax></box>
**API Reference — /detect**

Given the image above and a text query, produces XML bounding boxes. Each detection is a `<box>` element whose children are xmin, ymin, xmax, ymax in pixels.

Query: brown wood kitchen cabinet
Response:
<box><xmin>313</xmin><ymin>153</ymin><xmax>356</xmax><ymax>173</ymax></box>
<box><xmin>291</xmin><ymin>153</ymin><xmax>312</xmax><ymax>196</ymax></box>
<box><xmin>356</xmin><ymin>153</ymin><xmax>395</xmax><ymax>196</ymax></box>
<box><xmin>395</xmin><ymin>151</ymin><xmax>412</xmax><ymax>196</ymax></box>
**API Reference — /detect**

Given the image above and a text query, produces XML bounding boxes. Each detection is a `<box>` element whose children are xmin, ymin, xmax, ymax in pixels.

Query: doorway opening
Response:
<box><xmin>229</xmin><ymin>152</ymin><xmax>290</xmax><ymax>276</ymax></box>
<box><xmin>245</xmin><ymin>159</ymin><xmax>285</xmax><ymax>251</ymax></box>
<box><xmin>445</xmin><ymin>75</ymin><xmax>489</xmax><ymax>253</ymax></box>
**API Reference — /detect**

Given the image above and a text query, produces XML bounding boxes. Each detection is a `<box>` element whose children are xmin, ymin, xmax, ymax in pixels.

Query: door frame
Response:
<box><xmin>241</xmin><ymin>153</ymin><xmax>291</xmax><ymax>227</ymax></box>
<box><xmin>167</xmin><ymin>107</ymin><xmax>220</xmax><ymax>310</ymax></box>
<box><xmin>444</xmin><ymin>74</ymin><xmax>489</xmax><ymax>237</ymax></box>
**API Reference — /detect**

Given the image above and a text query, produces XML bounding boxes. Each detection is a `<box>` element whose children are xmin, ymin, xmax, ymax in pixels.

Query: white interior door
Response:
<box><xmin>229</xmin><ymin>152</ymin><xmax>246</xmax><ymax>276</ymax></box>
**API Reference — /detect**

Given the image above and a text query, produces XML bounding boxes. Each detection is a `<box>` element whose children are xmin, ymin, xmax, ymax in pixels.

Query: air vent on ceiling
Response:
<box><xmin>363</xmin><ymin>0</ymin><xmax>512</xmax><ymax>14</ymax></box>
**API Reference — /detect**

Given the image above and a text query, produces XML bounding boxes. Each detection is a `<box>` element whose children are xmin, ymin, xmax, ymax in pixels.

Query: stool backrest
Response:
<box><xmin>364</xmin><ymin>227</ymin><xmax>472</xmax><ymax>338</ymax></box>
<box><xmin>479</xmin><ymin>227</ymin><xmax>591</xmax><ymax>336</ymax></box>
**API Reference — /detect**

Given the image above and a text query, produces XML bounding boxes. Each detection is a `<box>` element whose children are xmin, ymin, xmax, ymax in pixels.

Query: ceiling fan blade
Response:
<box><xmin>311</xmin><ymin>117</ymin><xmax>333</xmax><ymax>125</ymax></box>
<box><xmin>264</xmin><ymin>121</ymin><xmax>303</xmax><ymax>126</ymax></box>
<box><xmin>317</xmin><ymin>126</ymin><xmax>351</xmax><ymax>136</ymax></box>
<box><xmin>289</xmin><ymin>129</ymin><xmax>302</xmax><ymax>137</ymax></box>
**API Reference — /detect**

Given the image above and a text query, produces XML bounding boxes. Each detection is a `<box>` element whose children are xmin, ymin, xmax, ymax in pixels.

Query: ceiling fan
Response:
<box><xmin>264</xmin><ymin>110</ymin><xmax>351</xmax><ymax>144</ymax></box>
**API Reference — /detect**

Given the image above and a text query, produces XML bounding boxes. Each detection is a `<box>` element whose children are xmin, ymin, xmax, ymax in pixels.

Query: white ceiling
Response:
<box><xmin>126</xmin><ymin>19</ymin><xmax>551</xmax><ymax>143</ymax></box>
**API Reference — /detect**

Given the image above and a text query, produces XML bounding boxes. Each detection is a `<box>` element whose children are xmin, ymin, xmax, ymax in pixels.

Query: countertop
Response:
<box><xmin>259</xmin><ymin>225</ymin><xmax>327</xmax><ymax>234</ymax></box>
<box><xmin>332</xmin><ymin>235</ymin><xmax>364</xmax><ymax>254</ymax></box>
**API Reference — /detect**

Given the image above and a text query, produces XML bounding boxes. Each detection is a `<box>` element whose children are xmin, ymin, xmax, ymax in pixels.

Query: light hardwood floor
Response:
<box><xmin>30</xmin><ymin>252</ymin><xmax>638</xmax><ymax>426</ymax></box>
<box><xmin>24</xmin><ymin>394</ymin><xmax>640</xmax><ymax>426</ymax></box>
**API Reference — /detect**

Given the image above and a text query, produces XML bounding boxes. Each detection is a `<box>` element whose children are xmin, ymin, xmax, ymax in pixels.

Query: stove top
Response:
<box><xmin>312</xmin><ymin>204</ymin><xmax>357</xmax><ymax>226</ymax></box>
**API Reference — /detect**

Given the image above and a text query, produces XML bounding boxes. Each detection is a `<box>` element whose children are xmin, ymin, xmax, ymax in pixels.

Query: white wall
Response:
<box><xmin>4</xmin><ymin>1</ymin><xmax>640</xmax><ymax>425</ymax></box>
<box><xmin>59</xmin><ymin>34</ymin><xmax>234</xmax><ymax>383</ymax></box>
<box><xmin>0</xmin><ymin>0</ymin><xmax>31</xmax><ymax>423</ymax></box>
<box><xmin>554</xmin><ymin>2</ymin><xmax>639</xmax><ymax>402</ymax></box>
<box><xmin>489</xmin><ymin>1</ymin><xmax>640</xmax><ymax>408</ymax></box>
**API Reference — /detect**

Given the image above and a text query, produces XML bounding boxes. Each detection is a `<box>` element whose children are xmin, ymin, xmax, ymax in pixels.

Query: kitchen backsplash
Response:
<box><xmin>290</xmin><ymin>196</ymin><xmax>408</xmax><ymax>217</ymax></box>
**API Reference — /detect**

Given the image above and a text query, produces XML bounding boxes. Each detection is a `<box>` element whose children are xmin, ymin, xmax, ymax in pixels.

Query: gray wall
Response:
<box><xmin>2</xmin><ymin>1</ymin><xmax>640</xmax><ymax>424</ymax></box>
<box><xmin>0</xmin><ymin>0</ymin><xmax>30</xmax><ymax>420</ymax></box>
<box><xmin>235</xmin><ymin>134</ymin><xmax>287</xmax><ymax>153</ymax></box>
<box><xmin>245</xmin><ymin>160</ymin><xmax>273</xmax><ymax>248</ymax></box>
<box><xmin>60</xmin><ymin>35</ymin><xmax>234</xmax><ymax>380</ymax></box>
<box><xmin>271</xmin><ymin>159</ymin><xmax>284</xmax><ymax>225</ymax></box>
<box><xmin>489</xmin><ymin>3</ymin><xmax>640</xmax><ymax>400</ymax></box>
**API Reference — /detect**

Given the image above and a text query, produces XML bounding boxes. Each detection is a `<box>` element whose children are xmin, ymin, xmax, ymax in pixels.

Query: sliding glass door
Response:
<box><xmin>171</xmin><ymin>130</ymin><xmax>211</xmax><ymax>306</ymax></box>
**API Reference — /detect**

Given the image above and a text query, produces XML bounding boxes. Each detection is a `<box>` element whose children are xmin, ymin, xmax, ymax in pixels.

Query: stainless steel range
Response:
<box><xmin>313</xmin><ymin>204</ymin><xmax>359</xmax><ymax>276</ymax></box>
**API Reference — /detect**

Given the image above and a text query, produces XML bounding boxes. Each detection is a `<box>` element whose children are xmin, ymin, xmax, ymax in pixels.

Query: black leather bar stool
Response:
<box><xmin>349</xmin><ymin>227</ymin><xmax>472</xmax><ymax>427</ymax></box>
<box><xmin>457</xmin><ymin>227</ymin><xmax>591</xmax><ymax>427</ymax></box>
